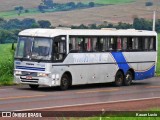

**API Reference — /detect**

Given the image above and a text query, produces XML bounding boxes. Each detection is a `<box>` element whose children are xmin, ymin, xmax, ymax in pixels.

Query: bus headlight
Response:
<box><xmin>15</xmin><ymin>70</ymin><xmax>22</xmax><ymax>75</ymax></box>
<box><xmin>37</xmin><ymin>73</ymin><xmax>49</xmax><ymax>77</ymax></box>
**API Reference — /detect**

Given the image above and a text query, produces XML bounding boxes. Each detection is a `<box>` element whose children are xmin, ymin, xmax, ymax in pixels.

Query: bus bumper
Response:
<box><xmin>14</xmin><ymin>76</ymin><xmax>60</xmax><ymax>87</ymax></box>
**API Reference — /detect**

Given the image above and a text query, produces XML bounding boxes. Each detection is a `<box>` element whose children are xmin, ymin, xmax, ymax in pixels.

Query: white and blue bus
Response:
<box><xmin>14</xmin><ymin>28</ymin><xmax>157</xmax><ymax>90</ymax></box>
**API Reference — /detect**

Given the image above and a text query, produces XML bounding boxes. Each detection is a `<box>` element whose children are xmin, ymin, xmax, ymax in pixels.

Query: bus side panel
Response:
<box><xmin>123</xmin><ymin>52</ymin><xmax>156</xmax><ymax>80</ymax></box>
<box><xmin>61</xmin><ymin>53</ymin><xmax>118</xmax><ymax>85</ymax></box>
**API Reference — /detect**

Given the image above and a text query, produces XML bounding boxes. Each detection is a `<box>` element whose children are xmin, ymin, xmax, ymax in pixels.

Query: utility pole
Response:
<box><xmin>152</xmin><ymin>11</ymin><xmax>156</xmax><ymax>31</ymax></box>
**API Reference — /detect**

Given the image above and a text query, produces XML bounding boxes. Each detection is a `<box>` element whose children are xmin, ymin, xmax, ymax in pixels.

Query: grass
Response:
<box><xmin>94</xmin><ymin>0</ymin><xmax>135</xmax><ymax>4</ymax></box>
<box><xmin>156</xmin><ymin>34</ymin><xmax>160</xmax><ymax>76</ymax></box>
<box><xmin>0</xmin><ymin>44</ymin><xmax>14</xmax><ymax>86</ymax></box>
<box><xmin>0</xmin><ymin>9</ymin><xmax>41</xmax><ymax>19</ymax></box>
<box><xmin>70</xmin><ymin>108</ymin><xmax>160</xmax><ymax>120</ymax></box>
<box><xmin>77</xmin><ymin>117</ymin><xmax>160</xmax><ymax>120</ymax></box>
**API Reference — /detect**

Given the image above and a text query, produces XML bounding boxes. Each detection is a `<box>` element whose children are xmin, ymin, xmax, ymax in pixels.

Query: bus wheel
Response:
<box><xmin>124</xmin><ymin>71</ymin><xmax>133</xmax><ymax>86</ymax></box>
<box><xmin>60</xmin><ymin>74</ymin><xmax>70</xmax><ymax>90</ymax></box>
<box><xmin>29</xmin><ymin>84</ymin><xmax>39</xmax><ymax>89</ymax></box>
<box><xmin>114</xmin><ymin>71</ymin><xmax>124</xmax><ymax>87</ymax></box>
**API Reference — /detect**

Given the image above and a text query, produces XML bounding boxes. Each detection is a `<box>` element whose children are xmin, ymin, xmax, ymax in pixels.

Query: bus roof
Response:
<box><xmin>19</xmin><ymin>28</ymin><xmax>157</xmax><ymax>37</ymax></box>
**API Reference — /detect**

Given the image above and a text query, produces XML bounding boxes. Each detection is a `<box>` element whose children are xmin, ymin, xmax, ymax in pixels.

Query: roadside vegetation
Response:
<box><xmin>71</xmin><ymin>108</ymin><xmax>160</xmax><ymax>120</ymax></box>
<box><xmin>156</xmin><ymin>34</ymin><xmax>160</xmax><ymax>76</ymax></box>
<box><xmin>0</xmin><ymin>44</ymin><xmax>14</xmax><ymax>86</ymax></box>
<box><xmin>81</xmin><ymin>116</ymin><xmax>160</xmax><ymax>120</ymax></box>
<box><xmin>1</xmin><ymin>17</ymin><xmax>160</xmax><ymax>44</ymax></box>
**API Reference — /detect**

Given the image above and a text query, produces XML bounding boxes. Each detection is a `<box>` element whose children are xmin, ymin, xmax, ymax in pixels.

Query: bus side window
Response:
<box><xmin>127</xmin><ymin>37</ymin><xmax>132</xmax><ymax>51</ymax></box>
<box><xmin>117</xmin><ymin>37</ymin><xmax>122</xmax><ymax>51</ymax></box>
<box><xmin>99</xmin><ymin>38</ymin><xmax>103</xmax><ymax>52</ymax></box>
<box><xmin>79</xmin><ymin>38</ymin><xmax>85</xmax><ymax>52</ymax></box>
<box><xmin>95</xmin><ymin>39</ymin><xmax>102</xmax><ymax>52</ymax></box>
<box><xmin>122</xmin><ymin>37</ymin><xmax>127</xmax><ymax>51</ymax></box>
<box><xmin>69</xmin><ymin>37</ymin><xmax>84</xmax><ymax>52</ymax></box>
<box><xmin>109</xmin><ymin>37</ymin><xmax>116</xmax><ymax>51</ymax></box>
<box><xmin>69</xmin><ymin>37</ymin><xmax>78</xmax><ymax>52</ymax></box>
<box><xmin>69</xmin><ymin>43</ymin><xmax>72</xmax><ymax>51</ymax></box>
<box><xmin>53</xmin><ymin>36</ymin><xmax>66</xmax><ymax>61</ymax></box>
<box><xmin>149</xmin><ymin>37</ymin><xmax>155</xmax><ymax>51</ymax></box>
<box><xmin>92</xmin><ymin>38</ymin><xmax>97</xmax><ymax>52</ymax></box>
<box><xmin>143</xmin><ymin>37</ymin><xmax>149</xmax><ymax>51</ymax></box>
<box><xmin>99</xmin><ymin>37</ymin><xmax>114</xmax><ymax>52</ymax></box>
<box><xmin>70</xmin><ymin>37</ymin><xmax>99</xmax><ymax>52</ymax></box>
<box><xmin>83</xmin><ymin>38</ymin><xmax>93</xmax><ymax>52</ymax></box>
<box><xmin>132</xmin><ymin>37</ymin><xmax>139</xmax><ymax>50</ymax></box>
<box><xmin>102</xmin><ymin>37</ymin><xmax>107</xmax><ymax>51</ymax></box>
<box><xmin>138</xmin><ymin>37</ymin><xmax>143</xmax><ymax>51</ymax></box>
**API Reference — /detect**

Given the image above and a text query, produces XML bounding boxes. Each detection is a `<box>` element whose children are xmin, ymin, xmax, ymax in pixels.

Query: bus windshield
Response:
<box><xmin>15</xmin><ymin>37</ymin><xmax>52</xmax><ymax>61</ymax></box>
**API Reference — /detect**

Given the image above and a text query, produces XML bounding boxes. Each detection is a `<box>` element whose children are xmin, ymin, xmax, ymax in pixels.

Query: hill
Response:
<box><xmin>0</xmin><ymin>0</ymin><xmax>94</xmax><ymax>12</ymax></box>
<box><xmin>0</xmin><ymin>0</ymin><xmax>160</xmax><ymax>26</ymax></box>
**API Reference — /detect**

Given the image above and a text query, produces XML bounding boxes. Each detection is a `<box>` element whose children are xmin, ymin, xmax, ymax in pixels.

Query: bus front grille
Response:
<box><xmin>20</xmin><ymin>77</ymin><xmax>39</xmax><ymax>83</ymax></box>
<box><xmin>21</xmin><ymin>80</ymin><xmax>38</xmax><ymax>83</ymax></box>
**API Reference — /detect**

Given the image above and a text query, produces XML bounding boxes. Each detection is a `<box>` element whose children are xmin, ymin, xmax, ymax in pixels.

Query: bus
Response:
<box><xmin>14</xmin><ymin>28</ymin><xmax>157</xmax><ymax>90</ymax></box>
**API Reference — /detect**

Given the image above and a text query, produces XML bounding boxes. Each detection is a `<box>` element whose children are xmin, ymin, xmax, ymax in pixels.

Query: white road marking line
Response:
<box><xmin>0</xmin><ymin>95</ymin><xmax>46</xmax><ymax>100</ymax></box>
<box><xmin>0</xmin><ymin>89</ymin><xmax>6</xmax><ymax>91</ymax></box>
<box><xmin>0</xmin><ymin>88</ymin><xmax>14</xmax><ymax>91</ymax></box>
<box><xmin>76</xmin><ymin>88</ymin><xmax>119</xmax><ymax>94</ymax></box>
<box><xmin>146</xmin><ymin>86</ymin><xmax>160</xmax><ymax>88</ymax></box>
<box><xmin>15</xmin><ymin>96</ymin><xmax>160</xmax><ymax>111</ymax></box>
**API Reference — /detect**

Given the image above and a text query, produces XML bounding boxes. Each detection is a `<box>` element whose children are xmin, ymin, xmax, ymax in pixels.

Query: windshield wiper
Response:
<box><xmin>37</xmin><ymin>58</ymin><xmax>44</xmax><ymax>63</ymax></box>
<box><xmin>15</xmin><ymin>57</ymin><xmax>24</xmax><ymax>61</ymax></box>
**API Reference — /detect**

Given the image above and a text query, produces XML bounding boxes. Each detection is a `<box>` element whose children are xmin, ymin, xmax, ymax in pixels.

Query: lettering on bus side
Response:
<box><xmin>73</xmin><ymin>54</ymin><xmax>108</xmax><ymax>63</ymax></box>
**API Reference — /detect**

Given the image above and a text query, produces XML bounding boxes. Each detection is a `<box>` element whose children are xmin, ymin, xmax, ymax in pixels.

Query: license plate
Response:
<box><xmin>26</xmin><ymin>76</ymin><xmax>32</xmax><ymax>80</ymax></box>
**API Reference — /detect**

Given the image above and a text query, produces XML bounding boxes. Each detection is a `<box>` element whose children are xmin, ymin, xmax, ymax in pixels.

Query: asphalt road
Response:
<box><xmin>0</xmin><ymin>77</ymin><xmax>160</xmax><ymax>112</ymax></box>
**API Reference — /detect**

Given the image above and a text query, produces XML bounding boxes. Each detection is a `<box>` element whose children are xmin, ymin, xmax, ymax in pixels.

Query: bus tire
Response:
<box><xmin>124</xmin><ymin>71</ymin><xmax>133</xmax><ymax>86</ymax></box>
<box><xmin>60</xmin><ymin>74</ymin><xmax>70</xmax><ymax>90</ymax></box>
<box><xmin>114</xmin><ymin>71</ymin><xmax>124</xmax><ymax>87</ymax></box>
<box><xmin>29</xmin><ymin>84</ymin><xmax>39</xmax><ymax>89</ymax></box>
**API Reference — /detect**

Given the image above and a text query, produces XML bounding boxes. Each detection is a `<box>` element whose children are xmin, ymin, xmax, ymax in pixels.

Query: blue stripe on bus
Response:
<box><xmin>16</xmin><ymin>66</ymin><xmax>45</xmax><ymax>71</ymax></box>
<box><xmin>111</xmin><ymin>52</ymin><xmax>155</xmax><ymax>80</ymax></box>
<box><xmin>111</xmin><ymin>52</ymin><xmax>130</xmax><ymax>74</ymax></box>
<box><xmin>134</xmin><ymin>65</ymin><xmax>155</xmax><ymax>80</ymax></box>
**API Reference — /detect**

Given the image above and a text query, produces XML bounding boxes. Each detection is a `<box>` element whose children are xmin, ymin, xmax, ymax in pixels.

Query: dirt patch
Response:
<box><xmin>14</xmin><ymin>0</ymin><xmax>160</xmax><ymax>26</ymax></box>
<box><xmin>1</xmin><ymin>0</ymin><xmax>160</xmax><ymax>26</ymax></box>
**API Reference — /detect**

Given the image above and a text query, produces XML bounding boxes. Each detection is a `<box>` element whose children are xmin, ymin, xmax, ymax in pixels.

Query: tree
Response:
<box><xmin>43</xmin><ymin>0</ymin><xmax>54</xmax><ymax>8</ymax></box>
<box><xmin>107</xmin><ymin>23</ymin><xmax>114</xmax><ymax>28</ymax></box>
<box><xmin>38</xmin><ymin>20</ymin><xmax>51</xmax><ymax>28</ymax></box>
<box><xmin>66</xmin><ymin>2</ymin><xmax>76</xmax><ymax>8</ymax></box>
<box><xmin>38</xmin><ymin>5</ymin><xmax>45</xmax><ymax>12</ymax></box>
<box><xmin>88</xmin><ymin>2</ymin><xmax>95</xmax><ymax>7</ymax></box>
<box><xmin>116</xmin><ymin>22</ymin><xmax>132</xmax><ymax>29</ymax></box>
<box><xmin>0</xmin><ymin>30</ymin><xmax>14</xmax><ymax>43</ymax></box>
<box><xmin>14</xmin><ymin>6</ymin><xmax>24</xmax><ymax>15</ymax></box>
<box><xmin>25</xmin><ymin>9</ymin><xmax>29</xmax><ymax>13</ymax></box>
<box><xmin>145</xmin><ymin>2</ymin><xmax>153</xmax><ymax>6</ymax></box>
<box><xmin>78</xmin><ymin>24</ymin><xmax>88</xmax><ymax>29</ymax></box>
<box><xmin>156</xmin><ymin>19</ymin><xmax>160</xmax><ymax>32</ymax></box>
<box><xmin>76</xmin><ymin>2</ymin><xmax>85</xmax><ymax>8</ymax></box>
<box><xmin>6</xmin><ymin>19</ymin><xmax>22</xmax><ymax>29</ymax></box>
<box><xmin>0</xmin><ymin>17</ymin><xmax>5</xmax><ymax>22</ymax></box>
<box><xmin>38</xmin><ymin>4</ymin><xmax>46</xmax><ymax>13</ymax></box>
<box><xmin>133</xmin><ymin>18</ymin><xmax>152</xmax><ymax>30</ymax></box>
<box><xmin>89</xmin><ymin>24</ymin><xmax>97</xmax><ymax>29</ymax></box>
<box><xmin>0</xmin><ymin>17</ymin><xmax>7</xmax><ymax>29</ymax></box>
<box><xmin>21</xmin><ymin>18</ymin><xmax>36</xmax><ymax>29</ymax></box>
